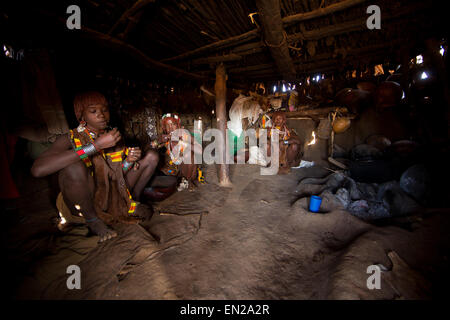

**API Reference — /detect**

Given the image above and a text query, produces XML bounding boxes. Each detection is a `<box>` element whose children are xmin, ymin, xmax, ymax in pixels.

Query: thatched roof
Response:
<box><xmin>1</xmin><ymin>0</ymin><xmax>444</xmax><ymax>84</ymax></box>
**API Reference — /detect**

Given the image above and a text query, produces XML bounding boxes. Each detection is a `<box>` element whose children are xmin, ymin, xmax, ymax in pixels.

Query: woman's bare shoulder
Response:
<box><xmin>40</xmin><ymin>132</ymin><xmax>73</xmax><ymax>155</ymax></box>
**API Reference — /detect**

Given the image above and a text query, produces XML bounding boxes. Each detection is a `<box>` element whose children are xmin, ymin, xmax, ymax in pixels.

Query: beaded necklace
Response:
<box><xmin>270</xmin><ymin>125</ymin><xmax>291</xmax><ymax>140</ymax></box>
<box><xmin>166</xmin><ymin>140</ymin><xmax>185</xmax><ymax>165</ymax></box>
<box><xmin>165</xmin><ymin>131</ymin><xmax>190</xmax><ymax>165</ymax></box>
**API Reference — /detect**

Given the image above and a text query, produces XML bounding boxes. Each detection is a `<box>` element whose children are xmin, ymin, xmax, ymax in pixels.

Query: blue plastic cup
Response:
<box><xmin>309</xmin><ymin>195</ymin><xmax>322</xmax><ymax>212</ymax></box>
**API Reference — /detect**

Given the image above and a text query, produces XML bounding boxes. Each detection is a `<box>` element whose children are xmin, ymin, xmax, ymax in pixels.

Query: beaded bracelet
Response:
<box><xmin>122</xmin><ymin>160</ymin><xmax>133</xmax><ymax>172</ymax></box>
<box><xmin>75</xmin><ymin>143</ymin><xmax>97</xmax><ymax>159</ymax></box>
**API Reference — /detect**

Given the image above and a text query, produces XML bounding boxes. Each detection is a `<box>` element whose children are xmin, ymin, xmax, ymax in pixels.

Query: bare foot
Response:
<box><xmin>278</xmin><ymin>166</ymin><xmax>291</xmax><ymax>175</ymax></box>
<box><xmin>87</xmin><ymin>219</ymin><xmax>118</xmax><ymax>242</ymax></box>
<box><xmin>188</xmin><ymin>180</ymin><xmax>198</xmax><ymax>191</ymax></box>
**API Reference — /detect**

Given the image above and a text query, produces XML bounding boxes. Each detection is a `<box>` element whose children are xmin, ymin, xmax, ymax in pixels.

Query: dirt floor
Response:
<box><xmin>3</xmin><ymin>162</ymin><xmax>450</xmax><ymax>300</ymax></box>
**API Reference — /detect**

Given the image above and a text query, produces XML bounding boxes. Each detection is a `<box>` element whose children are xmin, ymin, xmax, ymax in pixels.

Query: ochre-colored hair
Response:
<box><xmin>161</xmin><ymin>113</ymin><xmax>180</xmax><ymax>131</ymax></box>
<box><xmin>73</xmin><ymin>91</ymin><xmax>108</xmax><ymax>121</ymax></box>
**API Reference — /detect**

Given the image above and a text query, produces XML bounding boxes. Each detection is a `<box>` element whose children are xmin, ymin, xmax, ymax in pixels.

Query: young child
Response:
<box><xmin>152</xmin><ymin>113</ymin><xmax>200</xmax><ymax>189</ymax></box>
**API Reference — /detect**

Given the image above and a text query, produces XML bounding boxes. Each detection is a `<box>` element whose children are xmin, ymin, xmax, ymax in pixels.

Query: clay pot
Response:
<box><xmin>389</xmin><ymin>140</ymin><xmax>419</xmax><ymax>156</ymax></box>
<box><xmin>349</xmin><ymin>159</ymin><xmax>397</xmax><ymax>183</ymax></box>
<box><xmin>319</xmin><ymin>78</ymin><xmax>336</xmax><ymax>99</ymax></box>
<box><xmin>365</xmin><ymin>134</ymin><xmax>392</xmax><ymax>151</ymax></box>
<box><xmin>357</xmin><ymin>81</ymin><xmax>377</xmax><ymax>96</ymax></box>
<box><xmin>400</xmin><ymin>164</ymin><xmax>431</xmax><ymax>203</ymax></box>
<box><xmin>375</xmin><ymin>81</ymin><xmax>403</xmax><ymax>108</ymax></box>
<box><xmin>350</xmin><ymin>144</ymin><xmax>383</xmax><ymax>161</ymax></box>
<box><xmin>386</xmin><ymin>73</ymin><xmax>403</xmax><ymax>83</ymax></box>
<box><xmin>333</xmin><ymin>117</ymin><xmax>351</xmax><ymax>133</ymax></box>
<box><xmin>335</xmin><ymin>88</ymin><xmax>372</xmax><ymax>113</ymax></box>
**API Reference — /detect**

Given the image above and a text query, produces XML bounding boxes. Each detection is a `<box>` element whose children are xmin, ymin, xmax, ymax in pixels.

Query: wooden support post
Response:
<box><xmin>215</xmin><ymin>63</ymin><xmax>231</xmax><ymax>186</ymax></box>
<box><xmin>256</xmin><ymin>0</ymin><xmax>296</xmax><ymax>80</ymax></box>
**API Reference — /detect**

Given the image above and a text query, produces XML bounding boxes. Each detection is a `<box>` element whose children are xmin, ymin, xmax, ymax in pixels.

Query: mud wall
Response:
<box><xmin>287</xmin><ymin>105</ymin><xmax>411</xmax><ymax>161</ymax></box>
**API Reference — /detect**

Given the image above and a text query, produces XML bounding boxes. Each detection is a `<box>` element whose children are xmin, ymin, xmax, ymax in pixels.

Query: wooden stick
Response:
<box><xmin>282</xmin><ymin>0</ymin><xmax>367</xmax><ymax>26</ymax></box>
<box><xmin>108</xmin><ymin>0</ymin><xmax>156</xmax><ymax>35</ymax></box>
<box><xmin>161</xmin><ymin>29</ymin><xmax>260</xmax><ymax>63</ymax></box>
<box><xmin>288</xmin><ymin>2</ymin><xmax>427</xmax><ymax>42</ymax></box>
<box><xmin>286</xmin><ymin>107</ymin><xmax>348</xmax><ymax>118</ymax></box>
<box><xmin>328</xmin><ymin>157</ymin><xmax>347</xmax><ymax>170</ymax></box>
<box><xmin>37</xmin><ymin>9</ymin><xmax>208</xmax><ymax>81</ymax></box>
<box><xmin>192</xmin><ymin>53</ymin><xmax>242</xmax><ymax>65</ymax></box>
<box><xmin>215</xmin><ymin>63</ymin><xmax>232</xmax><ymax>186</ymax></box>
<box><xmin>329</xmin><ymin>112</ymin><xmax>337</xmax><ymax>157</ymax></box>
<box><xmin>80</xmin><ymin>27</ymin><xmax>208</xmax><ymax>81</ymax></box>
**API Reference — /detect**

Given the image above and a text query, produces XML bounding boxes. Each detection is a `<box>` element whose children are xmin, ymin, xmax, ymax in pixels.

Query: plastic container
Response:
<box><xmin>309</xmin><ymin>195</ymin><xmax>322</xmax><ymax>212</ymax></box>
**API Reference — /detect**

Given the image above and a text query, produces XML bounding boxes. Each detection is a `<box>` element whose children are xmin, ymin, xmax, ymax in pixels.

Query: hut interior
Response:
<box><xmin>1</xmin><ymin>0</ymin><xmax>450</xmax><ymax>304</ymax></box>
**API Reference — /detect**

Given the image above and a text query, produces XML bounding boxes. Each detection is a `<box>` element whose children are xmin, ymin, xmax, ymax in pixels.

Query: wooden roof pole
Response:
<box><xmin>255</xmin><ymin>0</ymin><xmax>296</xmax><ymax>80</ymax></box>
<box><xmin>161</xmin><ymin>0</ymin><xmax>365</xmax><ymax>64</ymax></box>
<box><xmin>214</xmin><ymin>63</ymin><xmax>232</xmax><ymax>186</ymax></box>
<box><xmin>161</xmin><ymin>29</ymin><xmax>260</xmax><ymax>63</ymax></box>
<box><xmin>282</xmin><ymin>0</ymin><xmax>367</xmax><ymax>26</ymax></box>
<box><xmin>186</xmin><ymin>2</ymin><xmax>427</xmax><ymax>67</ymax></box>
<box><xmin>36</xmin><ymin>9</ymin><xmax>207</xmax><ymax>81</ymax></box>
<box><xmin>80</xmin><ymin>27</ymin><xmax>208</xmax><ymax>81</ymax></box>
<box><xmin>108</xmin><ymin>0</ymin><xmax>156</xmax><ymax>35</ymax></box>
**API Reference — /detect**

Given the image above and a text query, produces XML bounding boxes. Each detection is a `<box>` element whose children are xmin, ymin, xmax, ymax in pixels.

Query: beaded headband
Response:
<box><xmin>161</xmin><ymin>113</ymin><xmax>180</xmax><ymax>127</ymax></box>
<box><xmin>162</xmin><ymin>113</ymin><xmax>179</xmax><ymax>120</ymax></box>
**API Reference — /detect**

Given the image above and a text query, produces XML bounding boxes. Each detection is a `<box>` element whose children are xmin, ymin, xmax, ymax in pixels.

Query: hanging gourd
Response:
<box><xmin>332</xmin><ymin>117</ymin><xmax>351</xmax><ymax>133</ymax></box>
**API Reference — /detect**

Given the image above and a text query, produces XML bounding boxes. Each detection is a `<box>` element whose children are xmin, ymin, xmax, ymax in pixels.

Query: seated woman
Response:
<box><xmin>151</xmin><ymin>113</ymin><xmax>200</xmax><ymax>189</ymax></box>
<box><xmin>31</xmin><ymin>91</ymin><xmax>159</xmax><ymax>242</ymax></box>
<box><xmin>266</xmin><ymin>111</ymin><xmax>303</xmax><ymax>173</ymax></box>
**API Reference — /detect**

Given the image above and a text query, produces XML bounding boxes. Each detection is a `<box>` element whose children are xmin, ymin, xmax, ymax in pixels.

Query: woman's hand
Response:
<box><xmin>158</xmin><ymin>134</ymin><xmax>171</xmax><ymax>144</ymax></box>
<box><xmin>126</xmin><ymin>147</ymin><xmax>141</xmax><ymax>171</ymax></box>
<box><xmin>95</xmin><ymin>128</ymin><xmax>121</xmax><ymax>149</ymax></box>
<box><xmin>126</xmin><ymin>147</ymin><xmax>142</xmax><ymax>163</ymax></box>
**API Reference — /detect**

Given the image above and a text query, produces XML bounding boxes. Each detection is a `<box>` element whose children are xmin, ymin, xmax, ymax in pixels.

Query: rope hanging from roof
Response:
<box><xmin>262</xmin><ymin>30</ymin><xmax>302</xmax><ymax>52</ymax></box>
<box><xmin>263</xmin><ymin>30</ymin><xmax>287</xmax><ymax>48</ymax></box>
